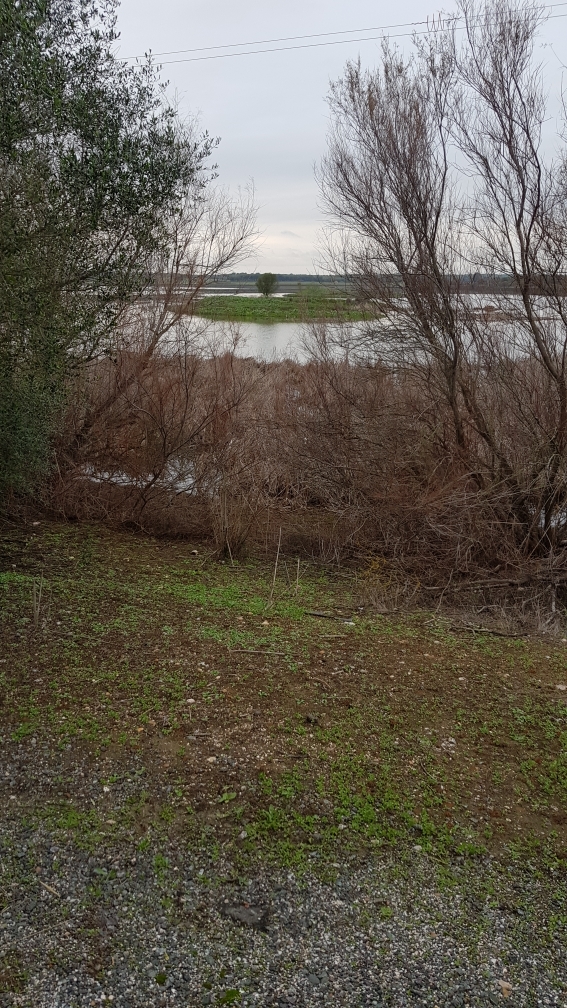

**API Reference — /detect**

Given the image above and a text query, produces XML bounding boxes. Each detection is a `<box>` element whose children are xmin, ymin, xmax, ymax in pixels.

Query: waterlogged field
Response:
<box><xmin>1</xmin><ymin>520</ymin><xmax>567</xmax><ymax>869</ymax></box>
<box><xmin>194</xmin><ymin>293</ymin><xmax>370</xmax><ymax>324</ymax></box>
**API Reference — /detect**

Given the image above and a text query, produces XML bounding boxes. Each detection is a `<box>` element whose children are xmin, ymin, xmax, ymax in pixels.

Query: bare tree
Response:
<box><xmin>54</xmin><ymin>182</ymin><xmax>257</xmax><ymax>502</ymax></box>
<box><xmin>318</xmin><ymin>0</ymin><xmax>567</xmax><ymax>603</ymax></box>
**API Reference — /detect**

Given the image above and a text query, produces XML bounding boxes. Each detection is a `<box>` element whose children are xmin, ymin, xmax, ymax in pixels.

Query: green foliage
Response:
<box><xmin>255</xmin><ymin>272</ymin><xmax>278</xmax><ymax>296</ymax></box>
<box><xmin>0</xmin><ymin>0</ymin><xmax>213</xmax><ymax>496</ymax></box>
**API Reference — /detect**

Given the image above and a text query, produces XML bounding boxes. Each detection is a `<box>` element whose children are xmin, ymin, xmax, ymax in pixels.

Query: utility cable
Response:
<box><xmin>124</xmin><ymin>17</ymin><xmax>437</xmax><ymax>58</ymax></box>
<box><xmin>142</xmin><ymin>13</ymin><xmax>567</xmax><ymax>66</ymax></box>
<box><xmin>122</xmin><ymin>2</ymin><xmax>567</xmax><ymax>64</ymax></box>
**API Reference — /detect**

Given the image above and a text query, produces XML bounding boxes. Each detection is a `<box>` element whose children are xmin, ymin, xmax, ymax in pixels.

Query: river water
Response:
<box><xmin>181</xmin><ymin>316</ymin><xmax>369</xmax><ymax>360</ymax></box>
<box><xmin>179</xmin><ymin>316</ymin><xmax>307</xmax><ymax>359</ymax></box>
<box><xmin>161</xmin><ymin>294</ymin><xmax>538</xmax><ymax>361</ymax></box>
<box><xmin>231</xmin><ymin>321</ymin><xmax>305</xmax><ymax>359</ymax></box>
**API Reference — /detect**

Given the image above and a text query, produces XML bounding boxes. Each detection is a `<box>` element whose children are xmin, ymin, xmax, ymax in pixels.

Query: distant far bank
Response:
<box><xmin>205</xmin><ymin>274</ymin><xmax>349</xmax><ymax>295</ymax></box>
<box><xmin>150</xmin><ymin>272</ymin><xmax>567</xmax><ymax>300</ymax></box>
<box><xmin>213</xmin><ymin>273</ymin><xmax>342</xmax><ymax>281</ymax></box>
<box><xmin>200</xmin><ymin>273</ymin><xmax>563</xmax><ymax>295</ymax></box>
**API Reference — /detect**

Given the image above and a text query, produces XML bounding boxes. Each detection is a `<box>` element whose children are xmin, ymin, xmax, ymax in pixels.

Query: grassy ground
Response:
<box><xmin>193</xmin><ymin>292</ymin><xmax>369</xmax><ymax>323</ymax></box>
<box><xmin>1</xmin><ymin>520</ymin><xmax>567</xmax><ymax>870</ymax></box>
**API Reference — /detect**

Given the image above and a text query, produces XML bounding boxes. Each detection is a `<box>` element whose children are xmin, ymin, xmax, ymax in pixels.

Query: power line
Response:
<box><xmin>122</xmin><ymin>2</ymin><xmax>567</xmax><ymax>64</ymax></box>
<box><xmin>137</xmin><ymin>13</ymin><xmax>567</xmax><ymax>66</ymax></box>
<box><xmin>123</xmin><ymin>18</ymin><xmax>435</xmax><ymax>59</ymax></box>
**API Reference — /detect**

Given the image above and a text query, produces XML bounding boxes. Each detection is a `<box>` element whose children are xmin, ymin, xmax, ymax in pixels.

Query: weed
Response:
<box><xmin>217</xmin><ymin>790</ymin><xmax>237</xmax><ymax>804</ymax></box>
<box><xmin>153</xmin><ymin>853</ymin><xmax>170</xmax><ymax>879</ymax></box>
<box><xmin>0</xmin><ymin>952</ymin><xmax>28</xmax><ymax>993</ymax></box>
<box><xmin>216</xmin><ymin>990</ymin><xmax>241</xmax><ymax>1004</ymax></box>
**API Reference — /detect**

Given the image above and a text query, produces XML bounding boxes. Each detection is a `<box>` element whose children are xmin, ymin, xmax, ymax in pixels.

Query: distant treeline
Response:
<box><xmin>212</xmin><ymin>274</ymin><xmax>344</xmax><ymax>283</ymax></box>
<box><xmin>201</xmin><ymin>273</ymin><xmax>567</xmax><ymax>294</ymax></box>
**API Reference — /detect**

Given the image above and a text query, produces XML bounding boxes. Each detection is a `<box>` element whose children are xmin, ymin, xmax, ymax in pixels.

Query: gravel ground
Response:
<box><xmin>1</xmin><ymin>742</ymin><xmax>566</xmax><ymax>1008</ymax></box>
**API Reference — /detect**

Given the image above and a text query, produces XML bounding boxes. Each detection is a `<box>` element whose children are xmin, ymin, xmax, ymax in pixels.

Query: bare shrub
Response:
<box><xmin>313</xmin><ymin>0</ymin><xmax>567</xmax><ymax>621</ymax></box>
<box><xmin>48</xmin><ymin>184</ymin><xmax>257</xmax><ymax>538</ymax></box>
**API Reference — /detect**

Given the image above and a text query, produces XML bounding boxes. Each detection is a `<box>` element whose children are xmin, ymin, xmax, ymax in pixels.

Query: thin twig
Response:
<box><xmin>32</xmin><ymin>572</ymin><xmax>44</xmax><ymax>631</ymax></box>
<box><xmin>226</xmin><ymin>538</ymin><xmax>234</xmax><ymax>566</ymax></box>
<box><xmin>269</xmin><ymin>526</ymin><xmax>282</xmax><ymax>602</ymax></box>
<box><xmin>306</xmin><ymin>677</ymin><xmax>332</xmax><ymax>689</ymax></box>
<box><xmin>305</xmin><ymin>610</ymin><xmax>348</xmax><ymax>620</ymax></box>
<box><xmin>39</xmin><ymin>880</ymin><xmax>60</xmax><ymax>897</ymax></box>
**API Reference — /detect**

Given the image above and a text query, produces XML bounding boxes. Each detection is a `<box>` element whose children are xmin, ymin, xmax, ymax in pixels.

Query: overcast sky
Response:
<box><xmin>116</xmin><ymin>0</ymin><xmax>567</xmax><ymax>274</ymax></box>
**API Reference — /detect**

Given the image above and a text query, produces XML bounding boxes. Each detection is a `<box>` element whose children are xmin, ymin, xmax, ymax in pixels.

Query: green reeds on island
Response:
<box><xmin>193</xmin><ymin>291</ymin><xmax>371</xmax><ymax>324</ymax></box>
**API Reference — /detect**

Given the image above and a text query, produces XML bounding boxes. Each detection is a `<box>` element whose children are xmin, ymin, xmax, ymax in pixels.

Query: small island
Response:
<box><xmin>193</xmin><ymin>288</ymin><xmax>370</xmax><ymax>323</ymax></box>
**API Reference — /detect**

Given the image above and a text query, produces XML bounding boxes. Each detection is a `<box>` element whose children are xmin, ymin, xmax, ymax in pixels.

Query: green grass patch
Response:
<box><xmin>193</xmin><ymin>291</ymin><xmax>370</xmax><ymax>324</ymax></box>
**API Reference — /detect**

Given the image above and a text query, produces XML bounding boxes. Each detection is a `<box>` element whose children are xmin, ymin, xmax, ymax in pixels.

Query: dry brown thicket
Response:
<box><xmin>39</xmin><ymin>0</ymin><xmax>567</xmax><ymax>626</ymax></box>
<box><xmin>45</xmin><ymin>313</ymin><xmax>567</xmax><ymax>625</ymax></box>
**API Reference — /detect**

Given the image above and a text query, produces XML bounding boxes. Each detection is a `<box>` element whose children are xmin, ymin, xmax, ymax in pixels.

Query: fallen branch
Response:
<box><xmin>450</xmin><ymin>624</ymin><xmax>525</xmax><ymax>638</ymax></box>
<box><xmin>230</xmin><ymin>649</ymin><xmax>292</xmax><ymax>656</ymax></box>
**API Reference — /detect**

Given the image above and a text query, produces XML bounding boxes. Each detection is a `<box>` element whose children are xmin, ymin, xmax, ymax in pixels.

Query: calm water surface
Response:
<box><xmin>182</xmin><ymin>316</ymin><xmax>367</xmax><ymax>360</ymax></box>
<box><xmin>174</xmin><ymin>294</ymin><xmax>528</xmax><ymax>361</ymax></box>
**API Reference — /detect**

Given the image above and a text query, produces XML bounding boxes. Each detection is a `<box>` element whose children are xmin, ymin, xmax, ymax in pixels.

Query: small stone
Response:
<box><xmin>307</xmin><ymin>974</ymin><xmax>320</xmax><ymax>986</ymax></box>
<box><xmin>496</xmin><ymin>980</ymin><xmax>512</xmax><ymax>998</ymax></box>
<box><xmin>221</xmin><ymin>903</ymin><xmax>268</xmax><ymax>929</ymax></box>
<box><xmin>555</xmin><ymin>683</ymin><xmax>566</xmax><ymax>690</ymax></box>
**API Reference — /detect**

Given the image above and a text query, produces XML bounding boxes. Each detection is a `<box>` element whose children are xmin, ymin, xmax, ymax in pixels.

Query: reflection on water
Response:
<box><xmin>180</xmin><ymin>316</ymin><xmax>306</xmax><ymax>359</ymax></box>
<box><xmin>180</xmin><ymin>316</ymin><xmax>366</xmax><ymax>360</ymax></box>
<box><xmin>237</xmin><ymin>321</ymin><xmax>306</xmax><ymax>359</ymax></box>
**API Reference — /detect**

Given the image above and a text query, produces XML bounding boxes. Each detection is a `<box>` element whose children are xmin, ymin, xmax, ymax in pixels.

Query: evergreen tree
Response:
<box><xmin>0</xmin><ymin>0</ymin><xmax>214</xmax><ymax>494</ymax></box>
